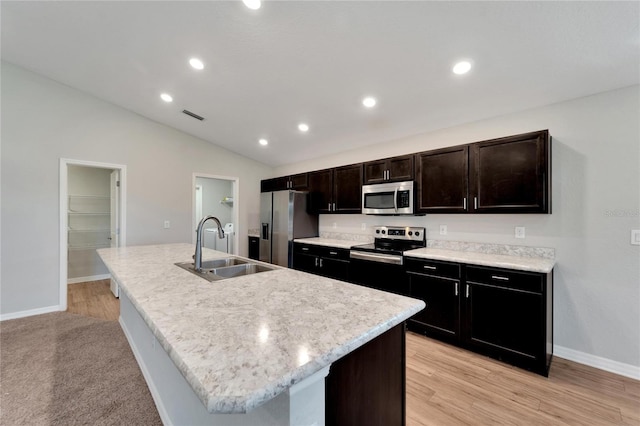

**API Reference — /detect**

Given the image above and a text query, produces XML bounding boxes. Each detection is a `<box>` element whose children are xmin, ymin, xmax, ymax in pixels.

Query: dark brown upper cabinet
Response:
<box><xmin>416</xmin><ymin>146</ymin><xmax>469</xmax><ymax>213</ymax></box>
<box><xmin>470</xmin><ymin>130</ymin><xmax>551</xmax><ymax>213</ymax></box>
<box><xmin>363</xmin><ymin>154</ymin><xmax>414</xmax><ymax>184</ymax></box>
<box><xmin>260</xmin><ymin>173</ymin><xmax>308</xmax><ymax>192</ymax></box>
<box><xmin>308</xmin><ymin>164</ymin><xmax>363</xmax><ymax>214</ymax></box>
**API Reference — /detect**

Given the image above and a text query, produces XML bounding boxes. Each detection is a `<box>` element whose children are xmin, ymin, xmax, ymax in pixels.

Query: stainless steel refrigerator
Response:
<box><xmin>260</xmin><ymin>190</ymin><xmax>318</xmax><ymax>267</ymax></box>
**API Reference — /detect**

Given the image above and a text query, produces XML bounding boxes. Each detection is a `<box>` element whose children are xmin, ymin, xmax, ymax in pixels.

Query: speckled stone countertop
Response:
<box><xmin>293</xmin><ymin>237</ymin><xmax>364</xmax><ymax>249</ymax></box>
<box><xmin>404</xmin><ymin>247</ymin><xmax>555</xmax><ymax>273</ymax></box>
<box><xmin>97</xmin><ymin>243</ymin><xmax>424</xmax><ymax>414</ymax></box>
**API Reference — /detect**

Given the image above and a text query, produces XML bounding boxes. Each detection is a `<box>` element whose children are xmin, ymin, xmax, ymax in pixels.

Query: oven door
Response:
<box><xmin>362</xmin><ymin>181</ymin><xmax>414</xmax><ymax>215</ymax></box>
<box><xmin>349</xmin><ymin>251</ymin><xmax>409</xmax><ymax>296</ymax></box>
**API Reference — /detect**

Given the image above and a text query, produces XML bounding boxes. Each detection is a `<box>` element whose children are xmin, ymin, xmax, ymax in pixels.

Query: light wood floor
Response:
<box><xmin>406</xmin><ymin>331</ymin><xmax>640</xmax><ymax>425</ymax></box>
<box><xmin>65</xmin><ymin>284</ymin><xmax>638</xmax><ymax>424</ymax></box>
<box><xmin>67</xmin><ymin>279</ymin><xmax>119</xmax><ymax>321</ymax></box>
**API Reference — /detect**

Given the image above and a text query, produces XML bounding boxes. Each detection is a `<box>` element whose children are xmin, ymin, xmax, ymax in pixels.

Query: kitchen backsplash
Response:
<box><xmin>318</xmin><ymin>214</ymin><xmax>555</xmax><ymax>259</ymax></box>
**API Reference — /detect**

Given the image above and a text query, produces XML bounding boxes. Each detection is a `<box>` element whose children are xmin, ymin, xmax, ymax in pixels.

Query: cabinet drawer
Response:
<box><xmin>294</xmin><ymin>243</ymin><xmax>350</xmax><ymax>261</ymax></box>
<box><xmin>404</xmin><ymin>257</ymin><xmax>461</xmax><ymax>279</ymax></box>
<box><xmin>465</xmin><ymin>266</ymin><xmax>543</xmax><ymax>293</ymax></box>
<box><xmin>318</xmin><ymin>246</ymin><xmax>350</xmax><ymax>261</ymax></box>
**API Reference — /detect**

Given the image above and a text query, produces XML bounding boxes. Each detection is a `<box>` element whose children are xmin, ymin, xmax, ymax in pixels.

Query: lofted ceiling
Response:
<box><xmin>2</xmin><ymin>1</ymin><xmax>639</xmax><ymax>167</ymax></box>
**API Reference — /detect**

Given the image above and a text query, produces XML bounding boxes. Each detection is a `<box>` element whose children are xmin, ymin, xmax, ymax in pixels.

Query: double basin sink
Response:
<box><xmin>175</xmin><ymin>257</ymin><xmax>276</xmax><ymax>282</ymax></box>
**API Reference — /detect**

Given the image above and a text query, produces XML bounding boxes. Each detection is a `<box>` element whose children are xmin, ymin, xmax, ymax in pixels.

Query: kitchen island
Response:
<box><xmin>98</xmin><ymin>244</ymin><xmax>424</xmax><ymax>426</ymax></box>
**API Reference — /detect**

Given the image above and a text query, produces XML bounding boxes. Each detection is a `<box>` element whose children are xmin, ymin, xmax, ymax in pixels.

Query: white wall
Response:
<box><xmin>196</xmin><ymin>177</ymin><xmax>233</xmax><ymax>226</ymax></box>
<box><xmin>1</xmin><ymin>62</ymin><xmax>273</xmax><ymax>315</ymax></box>
<box><xmin>276</xmin><ymin>85</ymin><xmax>640</xmax><ymax>369</ymax></box>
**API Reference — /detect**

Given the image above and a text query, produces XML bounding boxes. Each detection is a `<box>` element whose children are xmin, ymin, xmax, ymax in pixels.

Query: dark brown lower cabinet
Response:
<box><xmin>248</xmin><ymin>236</ymin><xmax>259</xmax><ymax>260</ymax></box>
<box><xmin>325</xmin><ymin>323</ymin><xmax>405</xmax><ymax>426</ymax></box>
<box><xmin>405</xmin><ymin>257</ymin><xmax>553</xmax><ymax>376</ymax></box>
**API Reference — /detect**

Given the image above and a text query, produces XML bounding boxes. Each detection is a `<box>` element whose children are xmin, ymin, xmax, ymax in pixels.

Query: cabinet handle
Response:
<box><xmin>302</xmin><ymin>247</ymin><xmax>309</xmax><ymax>251</ymax></box>
<box><xmin>387</xmin><ymin>170</ymin><xmax>390</xmax><ymax>180</ymax></box>
<box><xmin>329</xmin><ymin>251</ymin><xmax>338</xmax><ymax>255</ymax></box>
<box><xmin>333</xmin><ymin>203</ymin><xmax>336</xmax><ymax>211</ymax></box>
<box><xmin>465</xmin><ymin>284</ymin><xmax>469</xmax><ymax>298</ymax></box>
<box><xmin>319</xmin><ymin>258</ymin><xmax>323</xmax><ymax>268</ymax></box>
<box><xmin>463</xmin><ymin>197</ymin><xmax>467</xmax><ymax>210</ymax></box>
<box><xmin>455</xmin><ymin>282</ymin><xmax>459</xmax><ymax>296</ymax></box>
<box><xmin>328</xmin><ymin>203</ymin><xmax>331</xmax><ymax>211</ymax></box>
<box><xmin>474</xmin><ymin>197</ymin><xmax>478</xmax><ymax>209</ymax></box>
<box><xmin>423</xmin><ymin>265</ymin><xmax>437</xmax><ymax>270</ymax></box>
<box><xmin>315</xmin><ymin>257</ymin><xmax>318</xmax><ymax>267</ymax></box>
<box><xmin>491</xmin><ymin>275</ymin><xmax>510</xmax><ymax>281</ymax></box>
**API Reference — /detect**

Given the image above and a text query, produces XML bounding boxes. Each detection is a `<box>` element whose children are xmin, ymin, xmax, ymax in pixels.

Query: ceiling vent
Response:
<box><xmin>182</xmin><ymin>109</ymin><xmax>205</xmax><ymax>121</ymax></box>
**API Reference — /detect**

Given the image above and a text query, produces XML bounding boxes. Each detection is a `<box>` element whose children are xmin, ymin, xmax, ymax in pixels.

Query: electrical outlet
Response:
<box><xmin>361</xmin><ymin>223</ymin><xmax>366</xmax><ymax>230</ymax></box>
<box><xmin>332</xmin><ymin>222</ymin><xmax>337</xmax><ymax>229</ymax></box>
<box><xmin>439</xmin><ymin>225</ymin><xmax>447</xmax><ymax>235</ymax></box>
<box><xmin>164</xmin><ymin>220</ymin><xmax>170</xmax><ymax>229</ymax></box>
<box><xmin>515</xmin><ymin>226</ymin><xmax>525</xmax><ymax>239</ymax></box>
<box><xmin>632</xmin><ymin>230</ymin><xmax>640</xmax><ymax>246</ymax></box>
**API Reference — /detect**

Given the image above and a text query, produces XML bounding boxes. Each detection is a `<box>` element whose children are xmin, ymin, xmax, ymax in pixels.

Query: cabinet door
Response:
<box><xmin>333</xmin><ymin>164</ymin><xmax>363</xmax><ymax>213</ymax></box>
<box><xmin>387</xmin><ymin>154</ymin><xmax>414</xmax><ymax>182</ymax></box>
<box><xmin>408</xmin><ymin>272</ymin><xmax>460</xmax><ymax>342</ymax></box>
<box><xmin>260</xmin><ymin>177</ymin><xmax>289</xmax><ymax>192</ymax></box>
<box><xmin>470</xmin><ymin>130</ymin><xmax>550</xmax><ymax>213</ymax></box>
<box><xmin>416</xmin><ymin>146</ymin><xmax>468</xmax><ymax>213</ymax></box>
<box><xmin>292</xmin><ymin>251</ymin><xmax>318</xmax><ymax>274</ymax></box>
<box><xmin>248</xmin><ymin>236</ymin><xmax>260</xmax><ymax>260</ymax></box>
<box><xmin>290</xmin><ymin>173</ymin><xmax>308</xmax><ymax>190</ymax></box>
<box><xmin>363</xmin><ymin>159</ymin><xmax>388</xmax><ymax>185</ymax></box>
<box><xmin>307</xmin><ymin>169</ymin><xmax>333</xmax><ymax>214</ymax></box>
<box><xmin>464</xmin><ymin>281</ymin><xmax>543</xmax><ymax>362</ymax></box>
<box><xmin>318</xmin><ymin>257</ymin><xmax>349</xmax><ymax>281</ymax></box>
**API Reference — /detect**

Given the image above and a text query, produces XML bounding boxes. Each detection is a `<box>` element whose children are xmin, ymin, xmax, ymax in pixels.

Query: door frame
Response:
<box><xmin>191</xmin><ymin>173</ymin><xmax>239</xmax><ymax>255</ymax></box>
<box><xmin>59</xmin><ymin>158</ymin><xmax>127</xmax><ymax>311</ymax></box>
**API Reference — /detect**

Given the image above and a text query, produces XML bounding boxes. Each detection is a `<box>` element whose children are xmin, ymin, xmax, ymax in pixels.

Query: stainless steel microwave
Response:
<box><xmin>362</xmin><ymin>181</ymin><xmax>414</xmax><ymax>215</ymax></box>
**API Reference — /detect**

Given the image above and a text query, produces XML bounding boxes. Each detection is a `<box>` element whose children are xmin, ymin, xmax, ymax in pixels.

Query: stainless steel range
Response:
<box><xmin>349</xmin><ymin>226</ymin><xmax>425</xmax><ymax>295</ymax></box>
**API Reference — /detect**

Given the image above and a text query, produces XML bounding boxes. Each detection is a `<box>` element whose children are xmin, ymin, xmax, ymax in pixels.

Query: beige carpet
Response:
<box><xmin>0</xmin><ymin>311</ymin><xmax>162</xmax><ymax>425</ymax></box>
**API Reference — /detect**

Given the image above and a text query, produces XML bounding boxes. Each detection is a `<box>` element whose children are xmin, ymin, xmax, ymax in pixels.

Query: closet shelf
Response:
<box><xmin>68</xmin><ymin>228</ymin><xmax>110</xmax><ymax>233</ymax></box>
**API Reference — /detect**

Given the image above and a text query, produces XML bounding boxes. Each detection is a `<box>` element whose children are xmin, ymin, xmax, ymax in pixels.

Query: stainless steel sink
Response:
<box><xmin>199</xmin><ymin>258</ymin><xmax>248</xmax><ymax>269</ymax></box>
<box><xmin>175</xmin><ymin>257</ymin><xmax>276</xmax><ymax>282</ymax></box>
<box><xmin>209</xmin><ymin>263</ymin><xmax>274</xmax><ymax>279</ymax></box>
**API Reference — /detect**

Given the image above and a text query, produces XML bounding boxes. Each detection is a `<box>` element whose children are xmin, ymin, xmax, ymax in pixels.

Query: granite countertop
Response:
<box><xmin>403</xmin><ymin>247</ymin><xmax>555</xmax><ymax>273</ymax></box>
<box><xmin>293</xmin><ymin>237</ymin><xmax>365</xmax><ymax>249</ymax></box>
<box><xmin>97</xmin><ymin>243</ymin><xmax>424</xmax><ymax>414</ymax></box>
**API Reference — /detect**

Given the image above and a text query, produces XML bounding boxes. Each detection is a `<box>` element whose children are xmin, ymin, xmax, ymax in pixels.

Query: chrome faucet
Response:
<box><xmin>194</xmin><ymin>215</ymin><xmax>225</xmax><ymax>272</ymax></box>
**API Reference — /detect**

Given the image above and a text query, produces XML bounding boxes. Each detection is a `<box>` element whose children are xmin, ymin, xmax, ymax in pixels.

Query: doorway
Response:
<box><xmin>192</xmin><ymin>173</ymin><xmax>239</xmax><ymax>255</ymax></box>
<box><xmin>59</xmin><ymin>159</ymin><xmax>126</xmax><ymax>312</ymax></box>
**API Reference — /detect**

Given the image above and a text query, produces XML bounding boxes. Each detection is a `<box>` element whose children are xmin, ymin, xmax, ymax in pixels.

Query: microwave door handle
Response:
<box><xmin>394</xmin><ymin>188</ymin><xmax>398</xmax><ymax>212</ymax></box>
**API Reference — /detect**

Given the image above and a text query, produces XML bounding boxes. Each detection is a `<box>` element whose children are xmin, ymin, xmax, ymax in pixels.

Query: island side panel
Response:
<box><xmin>325</xmin><ymin>322</ymin><xmax>406</xmax><ymax>426</ymax></box>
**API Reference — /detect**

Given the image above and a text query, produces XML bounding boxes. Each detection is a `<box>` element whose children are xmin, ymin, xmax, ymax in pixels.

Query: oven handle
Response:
<box><xmin>350</xmin><ymin>250</ymin><xmax>403</xmax><ymax>265</ymax></box>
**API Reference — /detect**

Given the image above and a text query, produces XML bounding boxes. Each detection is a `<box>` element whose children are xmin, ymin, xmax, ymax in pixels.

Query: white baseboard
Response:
<box><xmin>67</xmin><ymin>274</ymin><xmax>111</xmax><ymax>284</ymax></box>
<box><xmin>554</xmin><ymin>345</ymin><xmax>640</xmax><ymax>380</ymax></box>
<box><xmin>0</xmin><ymin>305</ymin><xmax>61</xmax><ymax>321</ymax></box>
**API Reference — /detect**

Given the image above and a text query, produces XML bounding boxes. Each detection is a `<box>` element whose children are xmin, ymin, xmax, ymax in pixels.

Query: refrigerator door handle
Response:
<box><xmin>261</xmin><ymin>223</ymin><xmax>269</xmax><ymax>240</ymax></box>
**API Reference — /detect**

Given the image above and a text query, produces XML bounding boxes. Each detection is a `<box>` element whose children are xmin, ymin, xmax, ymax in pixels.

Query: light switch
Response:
<box><xmin>439</xmin><ymin>225</ymin><xmax>447</xmax><ymax>235</ymax></box>
<box><xmin>164</xmin><ymin>220</ymin><xmax>170</xmax><ymax>229</ymax></box>
<box><xmin>515</xmin><ymin>227</ymin><xmax>525</xmax><ymax>239</ymax></box>
<box><xmin>632</xmin><ymin>230</ymin><xmax>640</xmax><ymax>246</ymax></box>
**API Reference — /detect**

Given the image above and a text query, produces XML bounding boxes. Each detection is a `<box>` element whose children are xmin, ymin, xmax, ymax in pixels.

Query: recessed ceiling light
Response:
<box><xmin>242</xmin><ymin>0</ymin><xmax>261</xmax><ymax>10</ymax></box>
<box><xmin>453</xmin><ymin>61</ymin><xmax>472</xmax><ymax>75</ymax></box>
<box><xmin>259</xmin><ymin>138</ymin><xmax>268</xmax><ymax>146</ymax></box>
<box><xmin>160</xmin><ymin>93</ymin><xmax>173</xmax><ymax>103</ymax></box>
<box><xmin>189</xmin><ymin>58</ymin><xmax>204</xmax><ymax>70</ymax></box>
<box><xmin>362</xmin><ymin>97</ymin><xmax>377</xmax><ymax>108</ymax></box>
<box><xmin>298</xmin><ymin>123</ymin><xmax>309</xmax><ymax>132</ymax></box>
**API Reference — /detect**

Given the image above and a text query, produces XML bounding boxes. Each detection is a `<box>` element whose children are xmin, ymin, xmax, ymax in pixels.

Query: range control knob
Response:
<box><xmin>415</xmin><ymin>231</ymin><xmax>420</xmax><ymax>237</ymax></box>
<box><xmin>375</xmin><ymin>229</ymin><xmax>380</xmax><ymax>234</ymax></box>
<box><xmin>408</xmin><ymin>231</ymin><xmax>413</xmax><ymax>236</ymax></box>
<box><xmin>382</xmin><ymin>230</ymin><xmax>386</xmax><ymax>234</ymax></box>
